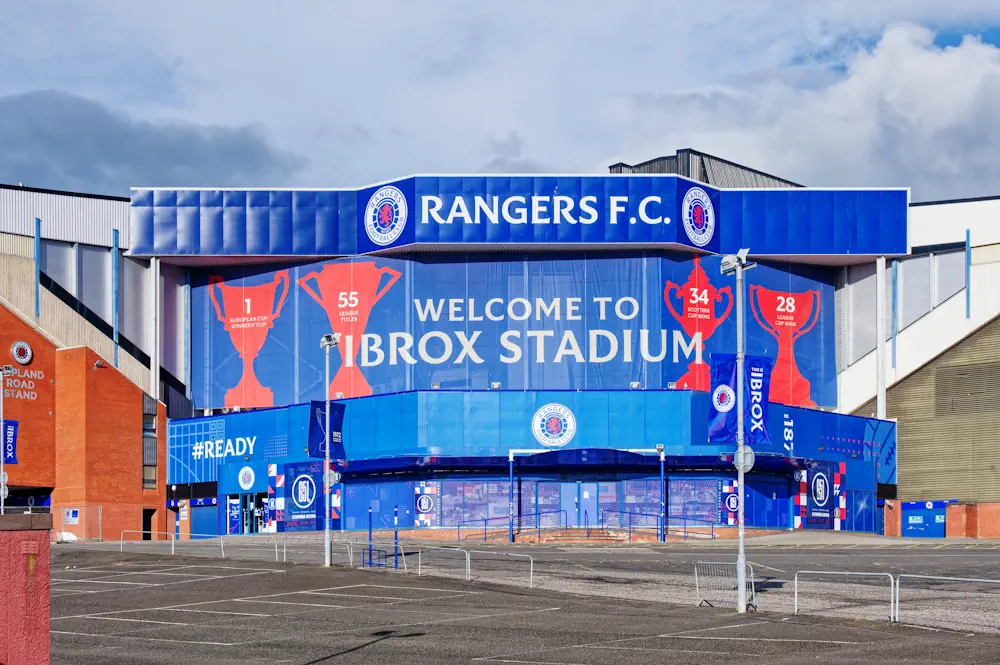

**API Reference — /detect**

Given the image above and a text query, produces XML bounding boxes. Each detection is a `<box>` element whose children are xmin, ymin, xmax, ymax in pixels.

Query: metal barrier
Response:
<box><xmin>468</xmin><ymin>550</ymin><xmax>534</xmax><ymax>588</ymax></box>
<box><xmin>417</xmin><ymin>545</ymin><xmax>471</xmax><ymax>581</ymax></box>
<box><xmin>794</xmin><ymin>571</ymin><xmax>895</xmax><ymax>622</ymax></box>
<box><xmin>361</xmin><ymin>542</ymin><xmax>408</xmax><ymax>572</ymax></box>
<box><xmin>896</xmin><ymin>574</ymin><xmax>1000</xmax><ymax>626</ymax></box>
<box><xmin>694</xmin><ymin>561</ymin><xmax>757</xmax><ymax>610</ymax></box>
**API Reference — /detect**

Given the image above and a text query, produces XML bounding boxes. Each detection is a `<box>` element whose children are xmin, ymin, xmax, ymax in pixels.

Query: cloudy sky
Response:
<box><xmin>1</xmin><ymin>2</ymin><xmax>999</xmax><ymax>201</ymax></box>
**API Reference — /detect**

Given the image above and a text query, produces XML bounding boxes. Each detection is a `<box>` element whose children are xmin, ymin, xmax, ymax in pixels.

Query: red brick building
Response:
<box><xmin>1</xmin><ymin>304</ymin><xmax>167</xmax><ymax>540</ymax></box>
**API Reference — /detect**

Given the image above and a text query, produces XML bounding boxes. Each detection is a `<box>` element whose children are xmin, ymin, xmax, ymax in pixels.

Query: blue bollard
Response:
<box><xmin>393</xmin><ymin>506</ymin><xmax>399</xmax><ymax>570</ymax></box>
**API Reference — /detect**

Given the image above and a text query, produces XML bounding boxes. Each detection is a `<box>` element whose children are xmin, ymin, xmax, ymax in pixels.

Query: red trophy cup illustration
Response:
<box><xmin>299</xmin><ymin>261</ymin><xmax>402</xmax><ymax>399</ymax></box>
<box><xmin>749</xmin><ymin>285</ymin><xmax>821</xmax><ymax>407</ymax></box>
<box><xmin>663</xmin><ymin>256</ymin><xmax>732</xmax><ymax>391</ymax></box>
<box><xmin>209</xmin><ymin>271</ymin><xmax>290</xmax><ymax>408</ymax></box>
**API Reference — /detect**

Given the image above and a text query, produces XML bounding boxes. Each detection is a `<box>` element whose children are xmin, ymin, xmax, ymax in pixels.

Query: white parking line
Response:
<box><xmin>665</xmin><ymin>636</ymin><xmax>862</xmax><ymax>644</ymax></box>
<box><xmin>82</xmin><ymin>616</ymin><xmax>189</xmax><ymax>626</ymax></box>
<box><xmin>474</xmin><ymin>620</ymin><xmax>768</xmax><ymax>662</ymax></box>
<box><xmin>168</xmin><ymin>608</ymin><xmax>271</xmax><ymax>617</ymax></box>
<box><xmin>51</xmin><ymin>579</ymin><xmax>154</xmax><ymax>586</ymax></box>
<box><xmin>51</xmin><ymin>631</ymin><xmax>245</xmax><ymax>646</ymax></box>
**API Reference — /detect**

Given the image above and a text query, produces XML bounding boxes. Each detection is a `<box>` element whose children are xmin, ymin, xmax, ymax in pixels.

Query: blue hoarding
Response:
<box><xmin>190</xmin><ymin>253</ymin><xmax>838</xmax><ymax>411</ymax></box>
<box><xmin>130</xmin><ymin>177</ymin><xmax>908</xmax><ymax>258</ymax></box>
<box><xmin>901</xmin><ymin>500</ymin><xmax>957</xmax><ymax>538</ymax></box>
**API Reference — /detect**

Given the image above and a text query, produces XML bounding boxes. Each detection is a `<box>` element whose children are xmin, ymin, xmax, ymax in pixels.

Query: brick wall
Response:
<box><xmin>883</xmin><ymin>501</ymin><xmax>902</xmax><ymax>537</ymax></box>
<box><xmin>946</xmin><ymin>503</ymin><xmax>967</xmax><ymax>538</ymax></box>
<box><xmin>51</xmin><ymin>346</ymin><xmax>166</xmax><ymax>541</ymax></box>
<box><xmin>0</xmin><ymin>305</ymin><xmax>56</xmax><ymax>489</ymax></box>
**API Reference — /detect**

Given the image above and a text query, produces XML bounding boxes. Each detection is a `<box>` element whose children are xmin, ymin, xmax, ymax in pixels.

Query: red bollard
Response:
<box><xmin>0</xmin><ymin>513</ymin><xmax>51</xmax><ymax>665</ymax></box>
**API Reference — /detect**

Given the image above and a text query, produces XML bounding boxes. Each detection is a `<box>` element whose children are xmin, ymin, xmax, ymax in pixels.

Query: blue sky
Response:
<box><xmin>1</xmin><ymin>2</ymin><xmax>1000</xmax><ymax>202</ymax></box>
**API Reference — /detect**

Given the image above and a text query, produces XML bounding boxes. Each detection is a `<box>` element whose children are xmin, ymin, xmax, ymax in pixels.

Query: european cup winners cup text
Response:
<box><xmin>339</xmin><ymin>296</ymin><xmax>706</xmax><ymax>367</ymax></box>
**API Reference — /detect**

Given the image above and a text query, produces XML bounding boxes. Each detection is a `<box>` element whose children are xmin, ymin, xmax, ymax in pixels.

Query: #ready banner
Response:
<box><xmin>707</xmin><ymin>353</ymin><xmax>773</xmax><ymax>447</ymax></box>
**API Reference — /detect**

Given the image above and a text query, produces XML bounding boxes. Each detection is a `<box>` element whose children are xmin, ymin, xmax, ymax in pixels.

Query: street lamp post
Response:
<box><xmin>721</xmin><ymin>249</ymin><xmax>755</xmax><ymax>614</ymax></box>
<box><xmin>319</xmin><ymin>333</ymin><xmax>341</xmax><ymax>567</ymax></box>
<box><xmin>0</xmin><ymin>364</ymin><xmax>15</xmax><ymax>516</ymax></box>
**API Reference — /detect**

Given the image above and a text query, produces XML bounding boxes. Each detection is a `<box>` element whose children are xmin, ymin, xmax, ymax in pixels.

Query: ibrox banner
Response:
<box><xmin>707</xmin><ymin>353</ymin><xmax>774</xmax><ymax>447</ymax></box>
<box><xmin>191</xmin><ymin>254</ymin><xmax>836</xmax><ymax>410</ymax></box>
<box><xmin>3</xmin><ymin>420</ymin><xmax>17</xmax><ymax>465</ymax></box>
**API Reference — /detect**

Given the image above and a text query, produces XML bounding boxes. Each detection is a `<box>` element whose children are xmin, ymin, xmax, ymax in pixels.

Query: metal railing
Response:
<box><xmin>416</xmin><ymin>545</ymin><xmax>471</xmax><ymax>581</ymax></box>
<box><xmin>457</xmin><ymin>510</ymin><xmax>568</xmax><ymax>542</ymax></box>
<box><xmin>794</xmin><ymin>570</ymin><xmax>896</xmax><ymax>622</ymax></box>
<box><xmin>665</xmin><ymin>515</ymin><xmax>716</xmax><ymax>540</ymax></box>
<box><xmin>120</xmin><ymin>530</ymin><xmax>175</xmax><ymax>554</ymax></box>
<box><xmin>895</xmin><ymin>574</ymin><xmax>1000</xmax><ymax>626</ymax></box>
<box><xmin>468</xmin><ymin>550</ymin><xmax>534</xmax><ymax>588</ymax></box>
<box><xmin>600</xmin><ymin>509</ymin><xmax>662</xmax><ymax>543</ymax></box>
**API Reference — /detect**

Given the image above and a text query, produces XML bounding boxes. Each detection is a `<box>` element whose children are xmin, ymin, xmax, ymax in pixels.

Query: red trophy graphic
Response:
<box><xmin>749</xmin><ymin>285</ymin><xmax>821</xmax><ymax>407</ymax></box>
<box><xmin>299</xmin><ymin>261</ymin><xmax>402</xmax><ymax>399</ymax></box>
<box><xmin>664</xmin><ymin>257</ymin><xmax>732</xmax><ymax>391</ymax></box>
<box><xmin>209</xmin><ymin>271</ymin><xmax>290</xmax><ymax>408</ymax></box>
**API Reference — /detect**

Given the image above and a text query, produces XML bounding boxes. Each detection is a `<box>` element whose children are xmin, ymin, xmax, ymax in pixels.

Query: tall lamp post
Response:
<box><xmin>319</xmin><ymin>333</ymin><xmax>341</xmax><ymax>567</ymax></box>
<box><xmin>0</xmin><ymin>364</ymin><xmax>14</xmax><ymax>515</ymax></box>
<box><xmin>721</xmin><ymin>248</ymin><xmax>755</xmax><ymax>614</ymax></box>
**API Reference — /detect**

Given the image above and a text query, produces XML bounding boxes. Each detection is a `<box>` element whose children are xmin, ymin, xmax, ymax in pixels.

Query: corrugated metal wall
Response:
<box><xmin>855</xmin><ymin>313</ymin><xmax>1000</xmax><ymax>502</ymax></box>
<box><xmin>609</xmin><ymin>149</ymin><xmax>801</xmax><ymax>188</ymax></box>
<box><xmin>0</xmin><ymin>185</ymin><xmax>129</xmax><ymax>249</ymax></box>
<box><xmin>0</xmin><ymin>235</ymin><xmax>151</xmax><ymax>393</ymax></box>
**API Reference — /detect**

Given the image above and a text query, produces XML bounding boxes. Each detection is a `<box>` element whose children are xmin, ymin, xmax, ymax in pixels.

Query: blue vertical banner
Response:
<box><xmin>707</xmin><ymin>354</ymin><xmax>739</xmax><ymax>444</ymax></box>
<box><xmin>707</xmin><ymin>354</ymin><xmax>773</xmax><ymax>447</ymax></box>
<box><xmin>227</xmin><ymin>498</ymin><xmax>241</xmax><ymax>535</ymax></box>
<box><xmin>3</xmin><ymin>420</ymin><xmax>18</xmax><ymax>465</ymax></box>
<box><xmin>745</xmin><ymin>355</ymin><xmax>774</xmax><ymax>448</ymax></box>
<box><xmin>306</xmin><ymin>401</ymin><xmax>347</xmax><ymax>459</ymax></box>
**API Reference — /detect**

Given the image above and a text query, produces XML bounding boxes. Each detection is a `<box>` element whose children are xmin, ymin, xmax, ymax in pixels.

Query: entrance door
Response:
<box><xmin>579</xmin><ymin>483</ymin><xmax>598</xmax><ymax>530</ymax></box>
<box><xmin>142</xmin><ymin>509</ymin><xmax>155</xmax><ymax>540</ymax></box>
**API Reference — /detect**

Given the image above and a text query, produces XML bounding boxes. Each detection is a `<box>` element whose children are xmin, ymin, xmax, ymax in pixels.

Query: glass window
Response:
<box><xmin>142</xmin><ymin>465</ymin><xmax>157</xmax><ymax>489</ymax></box>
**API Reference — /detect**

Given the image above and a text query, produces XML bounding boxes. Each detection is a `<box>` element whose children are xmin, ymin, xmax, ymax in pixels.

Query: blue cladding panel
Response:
<box><xmin>191</xmin><ymin>505</ymin><xmax>219</xmax><ymax>537</ymax></box>
<box><xmin>130</xmin><ymin>178</ymin><xmax>907</xmax><ymax>258</ymax></box>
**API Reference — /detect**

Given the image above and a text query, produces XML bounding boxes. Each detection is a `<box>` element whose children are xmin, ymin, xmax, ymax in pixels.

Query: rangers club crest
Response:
<box><xmin>682</xmin><ymin>186</ymin><xmax>715</xmax><ymax>248</ymax></box>
<box><xmin>365</xmin><ymin>186</ymin><xmax>408</xmax><ymax>246</ymax></box>
<box><xmin>712</xmin><ymin>384</ymin><xmax>736</xmax><ymax>413</ymax></box>
<box><xmin>11</xmin><ymin>341</ymin><xmax>32</xmax><ymax>365</ymax></box>
<box><xmin>532</xmin><ymin>403</ymin><xmax>576</xmax><ymax>448</ymax></box>
<box><xmin>237</xmin><ymin>465</ymin><xmax>256</xmax><ymax>491</ymax></box>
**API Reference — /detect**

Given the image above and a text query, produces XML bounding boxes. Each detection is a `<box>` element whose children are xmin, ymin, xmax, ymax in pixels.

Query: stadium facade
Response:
<box><xmin>131</xmin><ymin>166</ymin><xmax>906</xmax><ymax>538</ymax></box>
<box><xmin>21</xmin><ymin>148</ymin><xmax>1000</xmax><ymax>540</ymax></box>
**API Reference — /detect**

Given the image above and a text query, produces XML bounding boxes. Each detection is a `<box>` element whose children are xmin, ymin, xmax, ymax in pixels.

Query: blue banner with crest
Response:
<box><xmin>707</xmin><ymin>353</ymin><xmax>773</xmax><ymax>447</ymax></box>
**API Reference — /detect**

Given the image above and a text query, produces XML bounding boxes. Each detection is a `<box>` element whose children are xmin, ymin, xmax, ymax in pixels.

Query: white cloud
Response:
<box><xmin>3</xmin><ymin>3</ymin><xmax>1000</xmax><ymax>199</ymax></box>
<box><xmin>612</xmin><ymin>23</ymin><xmax>1000</xmax><ymax>200</ymax></box>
